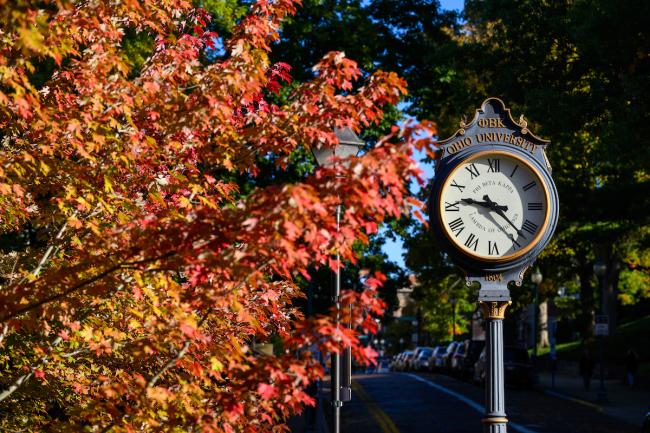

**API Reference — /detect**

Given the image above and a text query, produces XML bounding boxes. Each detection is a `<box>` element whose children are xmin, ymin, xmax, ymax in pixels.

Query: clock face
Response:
<box><xmin>438</xmin><ymin>151</ymin><xmax>550</xmax><ymax>262</ymax></box>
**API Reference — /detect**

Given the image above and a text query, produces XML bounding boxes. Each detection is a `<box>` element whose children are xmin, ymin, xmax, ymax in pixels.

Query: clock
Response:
<box><xmin>429</xmin><ymin>98</ymin><xmax>559</xmax><ymax>277</ymax></box>
<box><xmin>437</xmin><ymin>150</ymin><xmax>550</xmax><ymax>262</ymax></box>
<box><xmin>428</xmin><ymin>99</ymin><xmax>559</xmax><ymax>433</ymax></box>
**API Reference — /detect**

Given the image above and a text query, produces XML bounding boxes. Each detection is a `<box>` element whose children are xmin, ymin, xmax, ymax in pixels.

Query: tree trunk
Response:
<box><xmin>539</xmin><ymin>300</ymin><xmax>549</xmax><ymax>348</ymax></box>
<box><xmin>595</xmin><ymin>243</ymin><xmax>621</xmax><ymax>332</ymax></box>
<box><xmin>578</xmin><ymin>259</ymin><xmax>594</xmax><ymax>341</ymax></box>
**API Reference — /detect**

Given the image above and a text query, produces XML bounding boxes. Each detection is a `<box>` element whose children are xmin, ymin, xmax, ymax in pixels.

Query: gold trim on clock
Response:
<box><xmin>437</xmin><ymin>150</ymin><xmax>552</xmax><ymax>263</ymax></box>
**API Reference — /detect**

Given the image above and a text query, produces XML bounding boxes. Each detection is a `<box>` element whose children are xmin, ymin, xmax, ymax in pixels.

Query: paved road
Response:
<box><xmin>339</xmin><ymin>373</ymin><xmax>639</xmax><ymax>433</ymax></box>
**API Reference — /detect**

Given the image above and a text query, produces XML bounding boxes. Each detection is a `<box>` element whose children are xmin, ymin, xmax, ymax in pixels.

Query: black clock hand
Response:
<box><xmin>461</xmin><ymin>198</ymin><xmax>508</xmax><ymax>212</ymax></box>
<box><xmin>479</xmin><ymin>207</ymin><xmax>523</xmax><ymax>248</ymax></box>
<box><xmin>482</xmin><ymin>194</ymin><xmax>527</xmax><ymax>239</ymax></box>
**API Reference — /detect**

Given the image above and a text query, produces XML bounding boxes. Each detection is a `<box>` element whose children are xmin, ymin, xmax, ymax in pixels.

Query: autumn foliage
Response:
<box><xmin>0</xmin><ymin>0</ymin><xmax>434</xmax><ymax>431</ymax></box>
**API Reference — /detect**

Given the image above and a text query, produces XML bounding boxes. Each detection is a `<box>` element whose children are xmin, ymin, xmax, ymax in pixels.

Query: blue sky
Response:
<box><xmin>379</xmin><ymin>0</ymin><xmax>463</xmax><ymax>270</ymax></box>
<box><xmin>439</xmin><ymin>0</ymin><xmax>464</xmax><ymax>11</ymax></box>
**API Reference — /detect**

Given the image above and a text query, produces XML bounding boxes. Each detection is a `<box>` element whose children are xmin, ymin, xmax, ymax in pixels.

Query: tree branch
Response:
<box><xmin>143</xmin><ymin>258</ymin><xmax>274</xmax><ymax>389</ymax></box>
<box><xmin>146</xmin><ymin>341</ymin><xmax>191</xmax><ymax>389</ymax></box>
<box><xmin>0</xmin><ymin>287</ymin><xmax>122</xmax><ymax>404</ymax></box>
<box><xmin>0</xmin><ymin>336</ymin><xmax>62</xmax><ymax>403</ymax></box>
<box><xmin>0</xmin><ymin>252</ymin><xmax>176</xmax><ymax>323</ymax></box>
<box><xmin>31</xmin><ymin>219</ymin><xmax>69</xmax><ymax>278</ymax></box>
<box><xmin>0</xmin><ymin>323</ymin><xmax>8</xmax><ymax>346</ymax></box>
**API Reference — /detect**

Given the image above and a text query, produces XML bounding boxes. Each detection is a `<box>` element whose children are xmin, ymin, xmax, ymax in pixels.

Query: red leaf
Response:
<box><xmin>257</xmin><ymin>383</ymin><xmax>277</xmax><ymax>400</ymax></box>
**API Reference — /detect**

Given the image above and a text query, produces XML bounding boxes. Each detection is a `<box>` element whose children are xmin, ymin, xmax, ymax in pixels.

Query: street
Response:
<box><xmin>337</xmin><ymin>373</ymin><xmax>639</xmax><ymax>433</ymax></box>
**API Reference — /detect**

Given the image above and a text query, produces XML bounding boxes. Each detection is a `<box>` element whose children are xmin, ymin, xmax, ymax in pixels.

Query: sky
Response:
<box><xmin>439</xmin><ymin>0</ymin><xmax>464</xmax><ymax>11</ymax></box>
<box><xmin>379</xmin><ymin>0</ymin><xmax>463</xmax><ymax>270</ymax></box>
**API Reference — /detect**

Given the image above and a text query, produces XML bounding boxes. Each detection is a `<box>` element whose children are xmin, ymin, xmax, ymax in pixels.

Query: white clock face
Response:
<box><xmin>439</xmin><ymin>151</ymin><xmax>550</xmax><ymax>261</ymax></box>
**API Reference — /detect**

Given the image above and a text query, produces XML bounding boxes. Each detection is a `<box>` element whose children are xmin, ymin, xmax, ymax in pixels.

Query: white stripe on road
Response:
<box><xmin>404</xmin><ymin>373</ymin><xmax>538</xmax><ymax>433</ymax></box>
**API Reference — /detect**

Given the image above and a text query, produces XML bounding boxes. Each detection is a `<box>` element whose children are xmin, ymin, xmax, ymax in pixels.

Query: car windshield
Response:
<box><xmin>419</xmin><ymin>349</ymin><xmax>432</xmax><ymax>357</ymax></box>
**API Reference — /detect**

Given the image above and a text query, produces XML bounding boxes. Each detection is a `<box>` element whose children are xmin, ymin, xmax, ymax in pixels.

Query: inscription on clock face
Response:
<box><xmin>439</xmin><ymin>152</ymin><xmax>549</xmax><ymax>260</ymax></box>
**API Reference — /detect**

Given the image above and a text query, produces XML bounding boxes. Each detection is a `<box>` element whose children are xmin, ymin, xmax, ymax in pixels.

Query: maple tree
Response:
<box><xmin>0</xmin><ymin>0</ymin><xmax>435</xmax><ymax>431</ymax></box>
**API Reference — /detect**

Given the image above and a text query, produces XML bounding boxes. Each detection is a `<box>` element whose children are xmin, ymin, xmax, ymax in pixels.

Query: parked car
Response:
<box><xmin>413</xmin><ymin>347</ymin><xmax>434</xmax><ymax>371</ymax></box>
<box><xmin>432</xmin><ymin>344</ymin><xmax>451</xmax><ymax>371</ymax></box>
<box><xmin>473</xmin><ymin>348</ymin><xmax>487</xmax><ymax>383</ymax></box>
<box><xmin>473</xmin><ymin>346</ymin><xmax>534</xmax><ymax>387</ymax></box>
<box><xmin>389</xmin><ymin>353</ymin><xmax>403</xmax><ymax>371</ymax></box>
<box><xmin>450</xmin><ymin>340</ymin><xmax>468</xmax><ymax>376</ymax></box>
<box><xmin>440</xmin><ymin>341</ymin><xmax>461</xmax><ymax>373</ymax></box>
<box><xmin>390</xmin><ymin>352</ymin><xmax>403</xmax><ymax>371</ymax></box>
<box><xmin>457</xmin><ymin>340</ymin><xmax>485</xmax><ymax>380</ymax></box>
<box><xmin>405</xmin><ymin>346</ymin><xmax>428</xmax><ymax>371</ymax></box>
<box><xmin>424</xmin><ymin>346</ymin><xmax>440</xmax><ymax>372</ymax></box>
<box><xmin>397</xmin><ymin>350</ymin><xmax>413</xmax><ymax>371</ymax></box>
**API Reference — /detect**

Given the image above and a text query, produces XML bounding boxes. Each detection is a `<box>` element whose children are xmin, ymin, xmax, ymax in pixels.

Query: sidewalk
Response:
<box><xmin>537</xmin><ymin>367</ymin><xmax>650</xmax><ymax>427</ymax></box>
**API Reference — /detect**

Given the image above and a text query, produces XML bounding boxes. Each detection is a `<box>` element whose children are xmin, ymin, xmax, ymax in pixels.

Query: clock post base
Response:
<box><xmin>480</xmin><ymin>300</ymin><xmax>512</xmax><ymax>433</ymax></box>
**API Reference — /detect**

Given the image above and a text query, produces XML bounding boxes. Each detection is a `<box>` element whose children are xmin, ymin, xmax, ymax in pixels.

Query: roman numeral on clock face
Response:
<box><xmin>448</xmin><ymin>218</ymin><xmax>465</xmax><ymax>237</ymax></box>
<box><xmin>523</xmin><ymin>181</ymin><xmax>537</xmax><ymax>191</ymax></box>
<box><xmin>488</xmin><ymin>241</ymin><xmax>499</xmax><ymax>255</ymax></box>
<box><xmin>450</xmin><ymin>180</ymin><xmax>465</xmax><ymax>192</ymax></box>
<box><xmin>465</xmin><ymin>163</ymin><xmax>480</xmax><ymax>179</ymax></box>
<box><xmin>510</xmin><ymin>164</ymin><xmax>519</xmax><ymax>178</ymax></box>
<box><xmin>522</xmin><ymin>219</ymin><xmax>538</xmax><ymax>235</ymax></box>
<box><xmin>528</xmin><ymin>202</ymin><xmax>543</xmax><ymax>211</ymax></box>
<box><xmin>464</xmin><ymin>233</ymin><xmax>479</xmax><ymax>251</ymax></box>
<box><xmin>487</xmin><ymin>158</ymin><xmax>500</xmax><ymax>173</ymax></box>
<box><xmin>445</xmin><ymin>201</ymin><xmax>460</xmax><ymax>212</ymax></box>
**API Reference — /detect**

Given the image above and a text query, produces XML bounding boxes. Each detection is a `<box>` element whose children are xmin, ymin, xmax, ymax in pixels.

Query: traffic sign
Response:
<box><xmin>595</xmin><ymin>315</ymin><xmax>609</xmax><ymax>336</ymax></box>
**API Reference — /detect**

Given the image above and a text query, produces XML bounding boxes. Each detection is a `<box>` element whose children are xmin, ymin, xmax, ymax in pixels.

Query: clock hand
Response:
<box><xmin>461</xmin><ymin>197</ymin><xmax>508</xmax><ymax>212</ymax></box>
<box><xmin>482</xmin><ymin>194</ymin><xmax>527</xmax><ymax>239</ymax></box>
<box><xmin>479</xmin><ymin>207</ymin><xmax>523</xmax><ymax>248</ymax></box>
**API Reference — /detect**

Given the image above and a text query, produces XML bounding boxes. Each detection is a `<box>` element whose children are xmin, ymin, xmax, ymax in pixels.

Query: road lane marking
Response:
<box><xmin>351</xmin><ymin>380</ymin><xmax>400</xmax><ymax>433</ymax></box>
<box><xmin>404</xmin><ymin>373</ymin><xmax>539</xmax><ymax>433</ymax></box>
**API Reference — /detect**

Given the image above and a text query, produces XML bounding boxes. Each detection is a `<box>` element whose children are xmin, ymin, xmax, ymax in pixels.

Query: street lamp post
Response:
<box><xmin>593</xmin><ymin>259</ymin><xmax>609</xmax><ymax>403</ymax></box>
<box><xmin>311</xmin><ymin>127</ymin><xmax>364</xmax><ymax>433</ymax></box>
<box><xmin>530</xmin><ymin>269</ymin><xmax>542</xmax><ymax>372</ymax></box>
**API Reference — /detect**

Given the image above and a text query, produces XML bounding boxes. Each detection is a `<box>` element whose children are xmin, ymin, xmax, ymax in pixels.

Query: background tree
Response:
<box><xmin>459</xmin><ymin>0</ymin><xmax>650</xmax><ymax>336</ymax></box>
<box><xmin>395</xmin><ymin>0</ymin><xmax>650</xmax><ymax>343</ymax></box>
